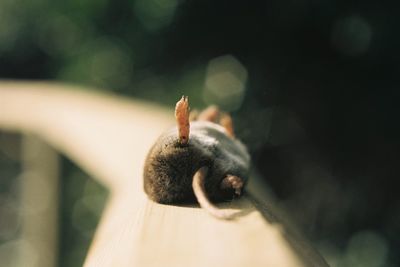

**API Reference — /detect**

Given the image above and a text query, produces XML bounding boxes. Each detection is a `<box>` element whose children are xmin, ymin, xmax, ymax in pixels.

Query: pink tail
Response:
<box><xmin>192</xmin><ymin>167</ymin><xmax>237</xmax><ymax>220</ymax></box>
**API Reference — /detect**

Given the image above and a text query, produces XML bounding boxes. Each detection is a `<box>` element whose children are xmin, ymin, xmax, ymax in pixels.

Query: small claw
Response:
<box><xmin>220</xmin><ymin>175</ymin><xmax>244</xmax><ymax>196</ymax></box>
<box><xmin>220</xmin><ymin>112</ymin><xmax>235</xmax><ymax>138</ymax></box>
<box><xmin>235</xmin><ymin>188</ymin><xmax>242</xmax><ymax>196</ymax></box>
<box><xmin>197</xmin><ymin>105</ymin><xmax>220</xmax><ymax>122</ymax></box>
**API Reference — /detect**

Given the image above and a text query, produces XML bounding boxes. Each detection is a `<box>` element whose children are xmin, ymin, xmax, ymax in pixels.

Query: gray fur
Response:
<box><xmin>143</xmin><ymin>121</ymin><xmax>250</xmax><ymax>204</ymax></box>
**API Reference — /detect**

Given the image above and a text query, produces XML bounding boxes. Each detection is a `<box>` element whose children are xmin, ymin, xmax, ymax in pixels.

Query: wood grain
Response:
<box><xmin>0</xmin><ymin>81</ymin><xmax>324</xmax><ymax>267</ymax></box>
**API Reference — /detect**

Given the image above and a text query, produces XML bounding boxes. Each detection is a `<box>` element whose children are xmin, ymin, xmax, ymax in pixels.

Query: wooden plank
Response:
<box><xmin>0</xmin><ymin>81</ymin><xmax>326</xmax><ymax>267</ymax></box>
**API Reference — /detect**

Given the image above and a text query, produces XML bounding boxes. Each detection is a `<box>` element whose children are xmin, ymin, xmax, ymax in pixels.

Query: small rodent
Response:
<box><xmin>143</xmin><ymin>96</ymin><xmax>250</xmax><ymax>219</ymax></box>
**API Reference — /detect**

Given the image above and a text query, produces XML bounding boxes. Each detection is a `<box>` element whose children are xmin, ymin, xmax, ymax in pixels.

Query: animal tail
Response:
<box><xmin>192</xmin><ymin>167</ymin><xmax>237</xmax><ymax>220</ymax></box>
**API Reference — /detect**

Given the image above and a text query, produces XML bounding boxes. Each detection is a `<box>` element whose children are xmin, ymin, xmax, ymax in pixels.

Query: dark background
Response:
<box><xmin>1</xmin><ymin>0</ymin><xmax>399</xmax><ymax>266</ymax></box>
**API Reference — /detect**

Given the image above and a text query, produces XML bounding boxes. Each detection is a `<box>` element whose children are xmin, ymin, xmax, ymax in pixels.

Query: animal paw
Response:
<box><xmin>220</xmin><ymin>175</ymin><xmax>244</xmax><ymax>196</ymax></box>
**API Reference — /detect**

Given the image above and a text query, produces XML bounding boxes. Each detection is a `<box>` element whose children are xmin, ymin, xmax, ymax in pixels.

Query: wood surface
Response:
<box><xmin>0</xmin><ymin>81</ymin><xmax>327</xmax><ymax>267</ymax></box>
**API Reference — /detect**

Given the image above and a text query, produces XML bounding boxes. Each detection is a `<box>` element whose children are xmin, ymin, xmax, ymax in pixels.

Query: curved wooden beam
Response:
<box><xmin>0</xmin><ymin>81</ymin><xmax>327</xmax><ymax>267</ymax></box>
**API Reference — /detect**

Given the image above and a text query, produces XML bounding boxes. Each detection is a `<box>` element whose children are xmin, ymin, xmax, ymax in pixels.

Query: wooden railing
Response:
<box><xmin>0</xmin><ymin>81</ymin><xmax>328</xmax><ymax>267</ymax></box>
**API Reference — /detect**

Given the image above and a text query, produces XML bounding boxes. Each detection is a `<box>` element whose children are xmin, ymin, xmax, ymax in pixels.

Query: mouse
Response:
<box><xmin>143</xmin><ymin>96</ymin><xmax>250</xmax><ymax>219</ymax></box>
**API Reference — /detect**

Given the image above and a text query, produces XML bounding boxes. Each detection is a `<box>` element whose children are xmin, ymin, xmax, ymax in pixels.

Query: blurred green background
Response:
<box><xmin>1</xmin><ymin>0</ymin><xmax>400</xmax><ymax>266</ymax></box>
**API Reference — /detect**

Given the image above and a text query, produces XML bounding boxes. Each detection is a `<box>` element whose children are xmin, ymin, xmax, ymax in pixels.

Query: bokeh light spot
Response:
<box><xmin>345</xmin><ymin>230</ymin><xmax>389</xmax><ymax>267</ymax></box>
<box><xmin>331</xmin><ymin>15</ymin><xmax>372</xmax><ymax>56</ymax></box>
<box><xmin>58</xmin><ymin>38</ymin><xmax>133</xmax><ymax>89</ymax></box>
<box><xmin>0</xmin><ymin>239</ymin><xmax>39</xmax><ymax>267</ymax></box>
<box><xmin>36</xmin><ymin>14</ymin><xmax>82</xmax><ymax>56</ymax></box>
<box><xmin>71</xmin><ymin>199</ymin><xmax>97</xmax><ymax>237</ymax></box>
<box><xmin>0</xmin><ymin>8</ymin><xmax>22</xmax><ymax>52</ymax></box>
<box><xmin>203</xmin><ymin>55</ymin><xmax>248</xmax><ymax>111</ymax></box>
<box><xmin>70</xmin><ymin>178</ymin><xmax>106</xmax><ymax>238</ymax></box>
<box><xmin>0</xmin><ymin>195</ymin><xmax>20</xmax><ymax>240</ymax></box>
<box><xmin>89</xmin><ymin>39</ymin><xmax>133</xmax><ymax>88</ymax></box>
<box><xmin>133</xmin><ymin>0</ymin><xmax>179</xmax><ymax>32</ymax></box>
